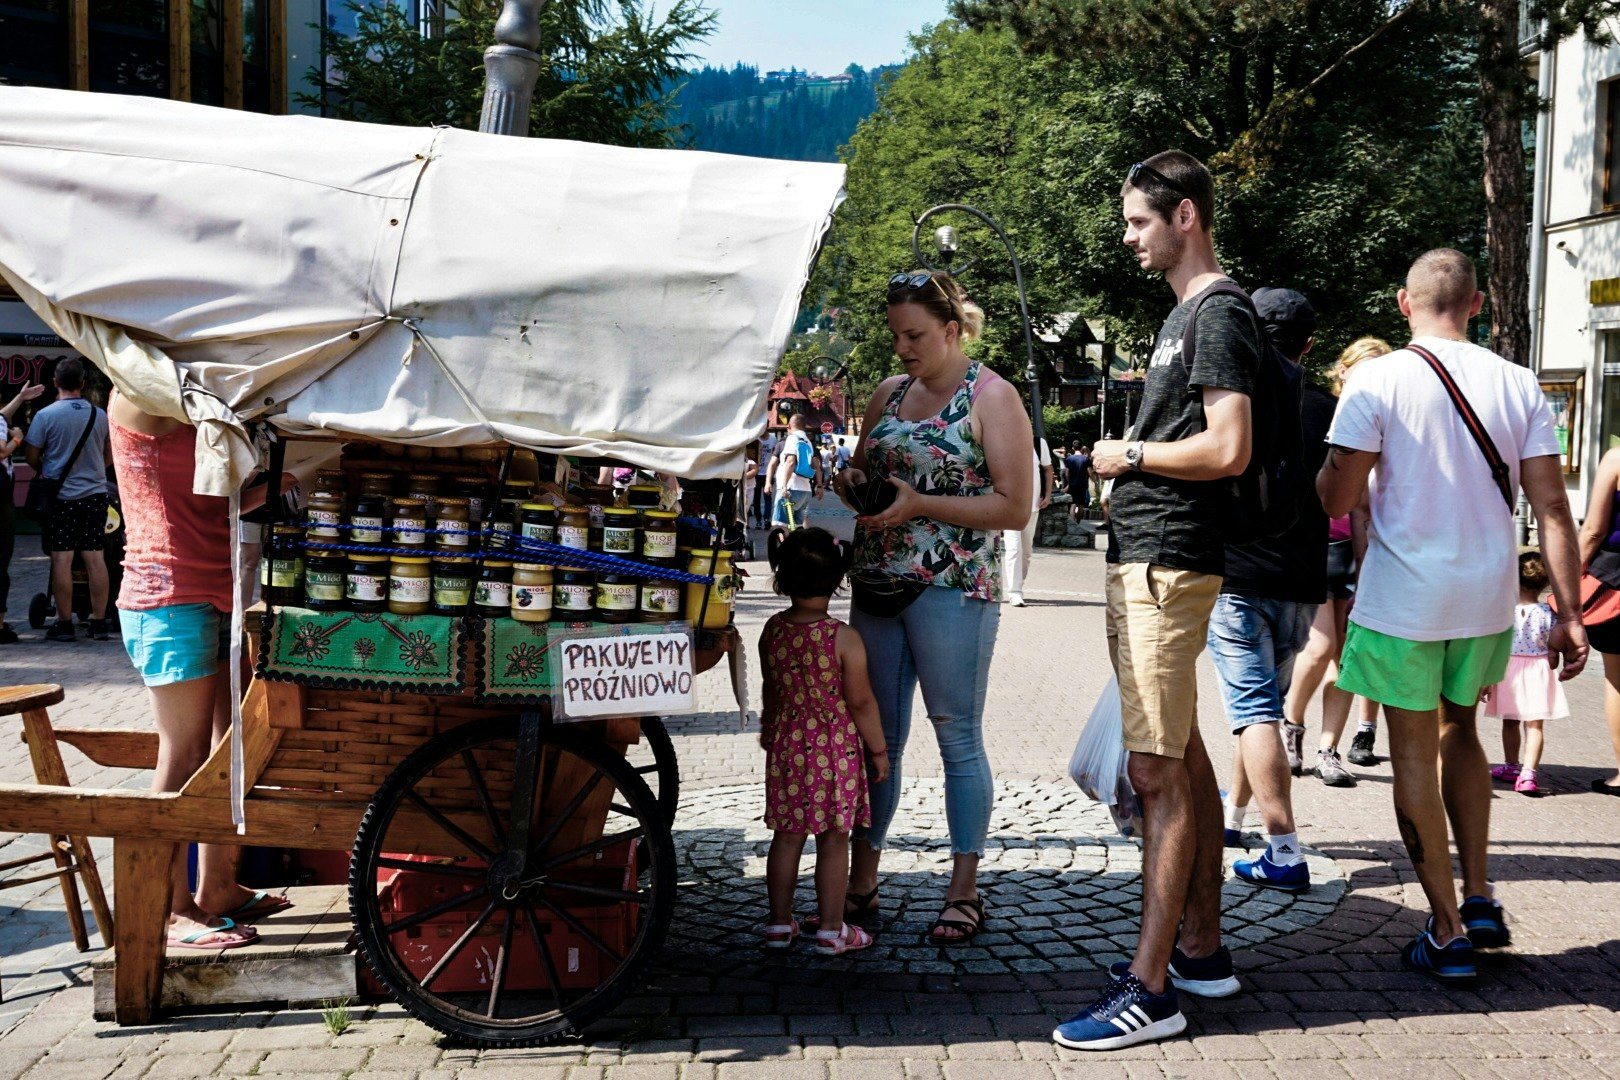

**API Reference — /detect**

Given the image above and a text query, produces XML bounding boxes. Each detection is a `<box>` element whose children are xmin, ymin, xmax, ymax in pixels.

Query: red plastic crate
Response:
<box><xmin>369</xmin><ymin>840</ymin><xmax>639</xmax><ymax>995</ymax></box>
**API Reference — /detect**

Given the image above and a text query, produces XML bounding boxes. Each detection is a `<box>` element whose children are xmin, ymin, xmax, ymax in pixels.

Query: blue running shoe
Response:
<box><xmin>1460</xmin><ymin>895</ymin><xmax>1511</xmax><ymax>949</ymax></box>
<box><xmin>1224</xmin><ymin>828</ymin><xmax>1244</xmax><ymax>848</ymax></box>
<box><xmin>1052</xmin><ymin>970</ymin><xmax>1186</xmax><ymax>1050</ymax></box>
<box><xmin>1233</xmin><ymin>850</ymin><xmax>1310</xmax><ymax>893</ymax></box>
<box><xmin>1402</xmin><ymin>920</ymin><xmax>1477</xmax><ymax>984</ymax></box>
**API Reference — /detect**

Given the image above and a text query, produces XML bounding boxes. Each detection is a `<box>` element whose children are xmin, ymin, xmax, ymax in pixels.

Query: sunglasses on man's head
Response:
<box><xmin>1126</xmin><ymin>161</ymin><xmax>1194</xmax><ymax>200</ymax></box>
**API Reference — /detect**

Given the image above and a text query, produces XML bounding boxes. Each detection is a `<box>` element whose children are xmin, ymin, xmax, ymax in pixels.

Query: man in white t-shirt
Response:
<box><xmin>764</xmin><ymin>414</ymin><xmax>822</xmax><ymax>527</ymax></box>
<box><xmin>1318</xmin><ymin>248</ymin><xmax>1586</xmax><ymax>985</ymax></box>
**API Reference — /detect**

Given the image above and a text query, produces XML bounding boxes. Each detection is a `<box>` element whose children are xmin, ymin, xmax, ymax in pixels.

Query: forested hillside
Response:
<box><xmin>669</xmin><ymin>63</ymin><xmax>894</xmax><ymax>162</ymax></box>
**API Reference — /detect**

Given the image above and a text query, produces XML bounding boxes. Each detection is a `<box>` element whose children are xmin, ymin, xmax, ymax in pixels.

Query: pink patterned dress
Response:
<box><xmin>761</xmin><ymin>614</ymin><xmax>870</xmax><ymax>834</ymax></box>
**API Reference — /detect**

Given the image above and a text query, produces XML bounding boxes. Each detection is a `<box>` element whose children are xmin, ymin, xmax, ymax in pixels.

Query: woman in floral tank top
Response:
<box><xmin>829</xmin><ymin>269</ymin><xmax>1034</xmax><ymax>944</ymax></box>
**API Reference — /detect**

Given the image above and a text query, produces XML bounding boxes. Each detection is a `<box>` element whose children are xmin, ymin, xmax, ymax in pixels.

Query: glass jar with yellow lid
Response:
<box><xmin>557</xmin><ymin>506</ymin><xmax>591</xmax><ymax>551</ymax></box>
<box><xmin>521</xmin><ymin>503</ymin><xmax>558</xmax><ymax>545</ymax></box>
<box><xmin>390</xmin><ymin>497</ymin><xmax>428</xmax><ymax>547</ymax></box>
<box><xmin>684</xmin><ymin>548</ymin><xmax>736</xmax><ymax>629</ymax></box>
<box><xmin>346</xmin><ymin>553</ymin><xmax>389</xmax><ymax>613</ymax></box>
<box><xmin>434</xmin><ymin>497</ymin><xmax>473</xmax><ymax>552</ymax></box>
<box><xmin>431</xmin><ymin>556</ymin><xmax>475</xmax><ymax>616</ymax></box>
<box><xmin>473</xmin><ymin>560</ymin><xmax>513</xmax><ymax>619</ymax></box>
<box><xmin>640</xmin><ymin>510</ymin><xmax>678</xmax><ymax>562</ymax></box>
<box><xmin>600</xmin><ymin>508</ymin><xmax>639</xmax><ymax>556</ymax></box>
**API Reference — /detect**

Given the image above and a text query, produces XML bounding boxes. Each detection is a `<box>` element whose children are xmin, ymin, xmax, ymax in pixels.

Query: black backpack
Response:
<box><xmin>1181</xmin><ymin>281</ymin><xmax>1306</xmax><ymax>545</ymax></box>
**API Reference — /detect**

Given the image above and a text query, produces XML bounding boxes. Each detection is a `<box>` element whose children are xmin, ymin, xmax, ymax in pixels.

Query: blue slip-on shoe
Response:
<box><xmin>1233</xmin><ymin>850</ymin><xmax>1311</xmax><ymax>893</ymax></box>
<box><xmin>1460</xmin><ymin>895</ymin><xmax>1511</xmax><ymax>949</ymax></box>
<box><xmin>1053</xmin><ymin>970</ymin><xmax>1186</xmax><ymax>1051</ymax></box>
<box><xmin>1402</xmin><ymin>920</ymin><xmax>1477</xmax><ymax>984</ymax></box>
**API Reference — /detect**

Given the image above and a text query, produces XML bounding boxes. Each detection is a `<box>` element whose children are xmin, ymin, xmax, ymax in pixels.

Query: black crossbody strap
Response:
<box><xmin>52</xmin><ymin>404</ymin><xmax>99</xmax><ymax>482</ymax></box>
<box><xmin>1408</xmin><ymin>344</ymin><xmax>1514</xmax><ymax>513</ymax></box>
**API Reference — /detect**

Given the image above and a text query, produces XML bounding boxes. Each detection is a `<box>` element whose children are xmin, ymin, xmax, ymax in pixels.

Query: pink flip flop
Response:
<box><xmin>167</xmin><ymin>917</ymin><xmax>259</xmax><ymax>951</ymax></box>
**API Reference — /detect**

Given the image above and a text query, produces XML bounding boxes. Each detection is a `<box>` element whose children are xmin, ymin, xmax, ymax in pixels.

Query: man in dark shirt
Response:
<box><xmin>1205</xmin><ymin>288</ymin><xmax>1332</xmax><ymax>895</ymax></box>
<box><xmin>1053</xmin><ymin>151</ymin><xmax>1258</xmax><ymax>1053</ymax></box>
<box><xmin>1064</xmin><ymin>445</ymin><xmax>1092</xmax><ymax>513</ymax></box>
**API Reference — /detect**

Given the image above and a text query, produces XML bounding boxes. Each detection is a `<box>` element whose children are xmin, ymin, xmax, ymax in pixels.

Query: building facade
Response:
<box><xmin>1527</xmin><ymin>12</ymin><xmax>1620</xmax><ymax>510</ymax></box>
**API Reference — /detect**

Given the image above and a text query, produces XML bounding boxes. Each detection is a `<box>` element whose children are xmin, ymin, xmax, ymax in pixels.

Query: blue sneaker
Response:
<box><xmin>1224</xmin><ymin>827</ymin><xmax>1244</xmax><ymax>848</ymax></box>
<box><xmin>1053</xmin><ymin>970</ymin><xmax>1186</xmax><ymax>1050</ymax></box>
<box><xmin>1402</xmin><ymin>920</ymin><xmax>1477</xmax><ymax>984</ymax></box>
<box><xmin>1233</xmin><ymin>850</ymin><xmax>1310</xmax><ymax>893</ymax></box>
<box><xmin>1460</xmin><ymin>895</ymin><xmax>1511</xmax><ymax>949</ymax></box>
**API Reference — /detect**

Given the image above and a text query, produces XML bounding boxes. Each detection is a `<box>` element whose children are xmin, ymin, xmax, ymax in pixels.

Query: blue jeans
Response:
<box><xmin>850</xmin><ymin>584</ymin><xmax>1000</xmax><ymax>856</ymax></box>
<box><xmin>1205</xmin><ymin>594</ymin><xmax>1317</xmax><ymax>733</ymax></box>
<box><xmin>771</xmin><ymin>489</ymin><xmax>810</xmax><ymax>527</ymax></box>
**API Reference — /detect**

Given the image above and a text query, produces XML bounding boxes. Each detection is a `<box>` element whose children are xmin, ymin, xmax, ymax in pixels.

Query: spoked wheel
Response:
<box><xmin>349</xmin><ymin>715</ymin><xmax>676</xmax><ymax>1047</ymax></box>
<box><xmin>629</xmin><ymin>717</ymin><xmax>679</xmax><ymax>826</ymax></box>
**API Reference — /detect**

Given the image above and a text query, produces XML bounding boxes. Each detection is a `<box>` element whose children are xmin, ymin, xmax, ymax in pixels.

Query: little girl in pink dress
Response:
<box><xmin>758</xmin><ymin>527</ymin><xmax>888</xmax><ymax>956</ymax></box>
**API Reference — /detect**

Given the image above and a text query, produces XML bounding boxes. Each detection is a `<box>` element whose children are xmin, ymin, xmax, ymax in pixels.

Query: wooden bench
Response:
<box><xmin>0</xmin><ymin>684</ymin><xmax>121</xmax><ymax>1000</ymax></box>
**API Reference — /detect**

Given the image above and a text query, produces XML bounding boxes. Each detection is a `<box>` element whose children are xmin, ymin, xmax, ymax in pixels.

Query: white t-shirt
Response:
<box><xmin>1328</xmin><ymin>336</ymin><xmax>1560</xmax><ymax>641</ymax></box>
<box><xmin>776</xmin><ymin>430</ymin><xmax>815</xmax><ymax>494</ymax></box>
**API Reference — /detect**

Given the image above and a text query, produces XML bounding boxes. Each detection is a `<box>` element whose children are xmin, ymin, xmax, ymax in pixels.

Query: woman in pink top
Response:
<box><xmin>111</xmin><ymin>392</ymin><xmax>291</xmax><ymax>950</ymax></box>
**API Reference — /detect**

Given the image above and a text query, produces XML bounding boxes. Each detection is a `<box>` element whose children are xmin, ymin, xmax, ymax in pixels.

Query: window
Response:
<box><xmin>1606</xmin><ymin>81</ymin><xmax>1620</xmax><ymax>209</ymax></box>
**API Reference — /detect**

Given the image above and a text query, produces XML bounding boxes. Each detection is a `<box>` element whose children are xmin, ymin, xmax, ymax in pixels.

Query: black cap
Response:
<box><xmin>1251</xmin><ymin>287</ymin><xmax>1317</xmax><ymax>355</ymax></box>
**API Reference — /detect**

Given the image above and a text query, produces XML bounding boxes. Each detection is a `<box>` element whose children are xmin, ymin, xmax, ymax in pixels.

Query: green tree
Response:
<box><xmin>823</xmin><ymin>14</ymin><xmax>1485</xmax><ymax>399</ymax></box>
<box><xmin>301</xmin><ymin>0</ymin><xmax>714</xmax><ymax>147</ymax></box>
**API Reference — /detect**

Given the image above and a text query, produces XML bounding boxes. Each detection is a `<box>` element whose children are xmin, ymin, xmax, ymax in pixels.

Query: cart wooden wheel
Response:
<box><xmin>632</xmin><ymin>716</ymin><xmax>679</xmax><ymax>826</ymax></box>
<box><xmin>349</xmin><ymin>715</ymin><xmax>676</xmax><ymax>1047</ymax></box>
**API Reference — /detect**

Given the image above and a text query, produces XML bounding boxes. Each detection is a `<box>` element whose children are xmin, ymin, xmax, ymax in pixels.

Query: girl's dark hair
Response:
<box><xmin>773</xmin><ymin>526</ymin><xmax>850</xmax><ymax>599</ymax></box>
<box><xmin>1519</xmin><ymin>549</ymin><xmax>1549</xmax><ymax>591</ymax></box>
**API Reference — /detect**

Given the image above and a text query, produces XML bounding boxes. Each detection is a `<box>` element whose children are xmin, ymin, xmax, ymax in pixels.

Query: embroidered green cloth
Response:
<box><xmin>473</xmin><ymin>619</ymin><xmax>683</xmax><ymax>703</ymax></box>
<box><xmin>260</xmin><ymin>608</ymin><xmax>462</xmax><ymax>691</ymax></box>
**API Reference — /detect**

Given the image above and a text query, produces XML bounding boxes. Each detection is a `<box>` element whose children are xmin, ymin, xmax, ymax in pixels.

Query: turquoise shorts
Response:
<box><xmin>1336</xmin><ymin>622</ymin><xmax>1512</xmax><ymax>713</ymax></box>
<box><xmin>120</xmin><ymin>603</ymin><xmax>226</xmax><ymax>687</ymax></box>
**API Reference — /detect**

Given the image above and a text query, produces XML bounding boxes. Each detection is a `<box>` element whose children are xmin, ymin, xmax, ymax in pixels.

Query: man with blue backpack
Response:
<box><xmin>764</xmin><ymin>412</ymin><xmax>823</xmax><ymax>529</ymax></box>
<box><xmin>1054</xmin><ymin>151</ymin><xmax>1263</xmax><ymax>1051</ymax></box>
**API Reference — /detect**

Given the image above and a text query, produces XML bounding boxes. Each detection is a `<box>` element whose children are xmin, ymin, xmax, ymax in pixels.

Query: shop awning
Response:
<box><xmin>0</xmin><ymin>87</ymin><xmax>846</xmax><ymax>493</ymax></box>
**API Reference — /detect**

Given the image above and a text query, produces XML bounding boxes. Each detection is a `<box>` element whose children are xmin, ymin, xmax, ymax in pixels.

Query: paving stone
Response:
<box><xmin>257</xmin><ymin>1046</ymin><xmax>373</xmax><ymax>1072</ymax></box>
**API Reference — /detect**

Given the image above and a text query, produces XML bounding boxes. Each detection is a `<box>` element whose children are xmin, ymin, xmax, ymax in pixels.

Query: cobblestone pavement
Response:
<box><xmin>2</xmin><ymin>509</ymin><xmax>1619</xmax><ymax>1079</ymax></box>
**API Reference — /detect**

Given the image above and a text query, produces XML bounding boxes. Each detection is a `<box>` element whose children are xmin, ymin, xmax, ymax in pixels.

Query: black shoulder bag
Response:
<box><xmin>1407</xmin><ymin>344</ymin><xmax>1514</xmax><ymax>513</ymax></box>
<box><xmin>25</xmin><ymin>405</ymin><xmax>99</xmax><ymax>516</ymax></box>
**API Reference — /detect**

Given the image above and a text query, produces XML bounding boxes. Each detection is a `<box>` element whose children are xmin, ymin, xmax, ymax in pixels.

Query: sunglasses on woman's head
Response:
<box><xmin>888</xmin><ymin>271</ymin><xmax>938</xmax><ymax>292</ymax></box>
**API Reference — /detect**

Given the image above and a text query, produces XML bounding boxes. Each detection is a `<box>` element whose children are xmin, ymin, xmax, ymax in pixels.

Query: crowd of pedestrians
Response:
<box><xmin>755</xmin><ymin>149</ymin><xmax>1600</xmax><ymax>1053</ymax></box>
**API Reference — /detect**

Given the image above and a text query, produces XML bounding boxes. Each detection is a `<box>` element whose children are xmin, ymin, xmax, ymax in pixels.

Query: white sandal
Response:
<box><xmin>814</xmin><ymin>922</ymin><xmax>874</xmax><ymax>956</ymax></box>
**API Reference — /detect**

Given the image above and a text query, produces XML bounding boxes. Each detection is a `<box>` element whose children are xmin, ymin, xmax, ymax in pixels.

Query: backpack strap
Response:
<box><xmin>1179</xmin><ymin>280</ymin><xmax>1260</xmax><ymax>378</ymax></box>
<box><xmin>1407</xmin><ymin>343</ymin><xmax>1515</xmax><ymax>513</ymax></box>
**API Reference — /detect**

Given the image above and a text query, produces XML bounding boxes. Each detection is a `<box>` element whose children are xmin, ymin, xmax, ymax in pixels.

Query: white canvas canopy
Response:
<box><xmin>0</xmin><ymin>87</ymin><xmax>846</xmax><ymax>494</ymax></box>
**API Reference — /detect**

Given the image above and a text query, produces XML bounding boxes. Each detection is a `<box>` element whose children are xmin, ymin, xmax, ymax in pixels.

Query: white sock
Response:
<box><xmin>1224</xmin><ymin>802</ymin><xmax>1247</xmax><ymax>831</ymax></box>
<box><xmin>1267</xmin><ymin>832</ymin><xmax>1304</xmax><ymax>866</ymax></box>
<box><xmin>1357</xmin><ymin>720</ymin><xmax>1377</xmax><ymax>734</ymax></box>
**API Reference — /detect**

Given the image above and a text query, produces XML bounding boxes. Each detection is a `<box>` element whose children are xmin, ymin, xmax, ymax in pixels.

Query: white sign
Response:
<box><xmin>556</xmin><ymin>630</ymin><xmax>695</xmax><ymax>718</ymax></box>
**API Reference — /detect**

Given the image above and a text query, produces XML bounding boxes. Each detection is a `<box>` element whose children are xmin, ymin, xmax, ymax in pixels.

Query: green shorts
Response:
<box><xmin>1336</xmin><ymin>622</ymin><xmax>1513</xmax><ymax>713</ymax></box>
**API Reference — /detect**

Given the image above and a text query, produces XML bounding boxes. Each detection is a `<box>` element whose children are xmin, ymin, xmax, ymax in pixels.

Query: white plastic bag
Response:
<box><xmin>1068</xmin><ymin>676</ymin><xmax>1145</xmax><ymax>839</ymax></box>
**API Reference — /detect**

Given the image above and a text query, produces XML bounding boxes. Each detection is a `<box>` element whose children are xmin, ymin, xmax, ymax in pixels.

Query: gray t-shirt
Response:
<box><xmin>1106</xmin><ymin>283</ymin><xmax>1260</xmax><ymax>576</ymax></box>
<box><xmin>25</xmin><ymin>398</ymin><xmax>108</xmax><ymax>500</ymax></box>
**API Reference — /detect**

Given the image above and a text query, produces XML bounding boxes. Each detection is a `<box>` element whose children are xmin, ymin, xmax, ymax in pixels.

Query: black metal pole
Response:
<box><xmin>910</xmin><ymin>204</ymin><xmax>1047</xmax><ymax>459</ymax></box>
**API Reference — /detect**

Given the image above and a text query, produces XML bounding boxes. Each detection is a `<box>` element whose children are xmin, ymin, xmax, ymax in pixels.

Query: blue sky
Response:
<box><xmin>684</xmin><ymin>0</ymin><xmax>951</xmax><ymax>75</ymax></box>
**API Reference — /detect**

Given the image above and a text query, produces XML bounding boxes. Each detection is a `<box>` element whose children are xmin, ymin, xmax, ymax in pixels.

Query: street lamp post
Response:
<box><xmin>478</xmin><ymin>0</ymin><xmax>549</xmax><ymax>136</ymax></box>
<box><xmin>910</xmin><ymin>205</ymin><xmax>1048</xmax><ymax>459</ymax></box>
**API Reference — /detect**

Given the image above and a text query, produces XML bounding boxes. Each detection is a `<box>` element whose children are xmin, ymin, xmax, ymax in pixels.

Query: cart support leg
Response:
<box><xmin>113</xmin><ymin>837</ymin><xmax>175</xmax><ymax>1024</ymax></box>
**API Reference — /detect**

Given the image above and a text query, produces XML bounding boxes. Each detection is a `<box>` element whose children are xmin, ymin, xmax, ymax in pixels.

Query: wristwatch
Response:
<box><xmin>1124</xmin><ymin>441</ymin><xmax>1145</xmax><ymax>472</ymax></box>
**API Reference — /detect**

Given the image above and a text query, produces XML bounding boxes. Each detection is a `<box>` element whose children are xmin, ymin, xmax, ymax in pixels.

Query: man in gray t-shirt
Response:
<box><xmin>24</xmin><ymin>358</ymin><xmax>111</xmax><ymax>641</ymax></box>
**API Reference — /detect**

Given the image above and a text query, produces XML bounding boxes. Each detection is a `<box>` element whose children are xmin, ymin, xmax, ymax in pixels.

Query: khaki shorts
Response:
<box><xmin>1105</xmin><ymin>562</ymin><xmax>1222</xmax><ymax>759</ymax></box>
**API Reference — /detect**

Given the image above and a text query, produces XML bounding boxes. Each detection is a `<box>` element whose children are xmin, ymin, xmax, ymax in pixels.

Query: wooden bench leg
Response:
<box><xmin>113</xmin><ymin>838</ymin><xmax>174</xmax><ymax>1025</ymax></box>
<box><xmin>49</xmin><ymin>834</ymin><xmax>89</xmax><ymax>951</ymax></box>
<box><xmin>68</xmin><ymin>832</ymin><xmax>115</xmax><ymax>945</ymax></box>
<box><xmin>20</xmin><ymin>704</ymin><xmax>115</xmax><ymax>946</ymax></box>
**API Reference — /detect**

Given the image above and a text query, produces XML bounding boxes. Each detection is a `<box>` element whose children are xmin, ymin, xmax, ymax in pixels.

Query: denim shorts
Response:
<box><xmin>1206</xmin><ymin>594</ymin><xmax>1318</xmax><ymax>733</ymax></box>
<box><xmin>120</xmin><ymin>603</ymin><xmax>226</xmax><ymax>687</ymax></box>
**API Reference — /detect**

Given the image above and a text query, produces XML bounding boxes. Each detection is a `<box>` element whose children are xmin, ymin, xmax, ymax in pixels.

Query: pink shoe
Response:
<box><xmin>761</xmin><ymin>919</ymin><xmax>799</xmax><ymax>949</ymax></box>
<box><xmin>1490</xmin><ymin>763</ymin><xmax>1521</xmax><ymax>782</ymax></box>
<box><xmin>814</xmin><ymin>922</ymin><xmax>875</xmax><ymax>956</ymax></box>
<box><xmin>1515</xmin><ymin>774</ymin><xmax>1542</xmax><ymax>797</ymax></box>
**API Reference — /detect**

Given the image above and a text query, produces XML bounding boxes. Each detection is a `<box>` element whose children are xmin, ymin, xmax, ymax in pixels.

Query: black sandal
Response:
<box><xmin>926</xmin><ymin>896</ymin><xmax>985</xmax><ymax>945</ymax></box>
<box><xmin>803</xmin><ymin>886</ymin><xmax>879</xmax><ymax>932</ymax></box>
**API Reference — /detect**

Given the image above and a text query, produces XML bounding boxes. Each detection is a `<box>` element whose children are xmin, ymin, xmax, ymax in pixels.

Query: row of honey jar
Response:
<box><xmin>262</xmin><ymin>531</ymin><xmax>735</xmax><ymax>626</ymax></box>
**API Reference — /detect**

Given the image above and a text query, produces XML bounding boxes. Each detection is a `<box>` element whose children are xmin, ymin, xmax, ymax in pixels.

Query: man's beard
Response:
<box><xmin>1146</xmin><ymin>229</ymin><xmax>1186</xmax><ymax>274</ymax></box>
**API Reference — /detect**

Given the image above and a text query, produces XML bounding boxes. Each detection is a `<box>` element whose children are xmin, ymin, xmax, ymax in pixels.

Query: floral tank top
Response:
<box><xmin>853</xmin><ymin>361</ymin><xmax>1002</xmax><ymax>602</ymax></box>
